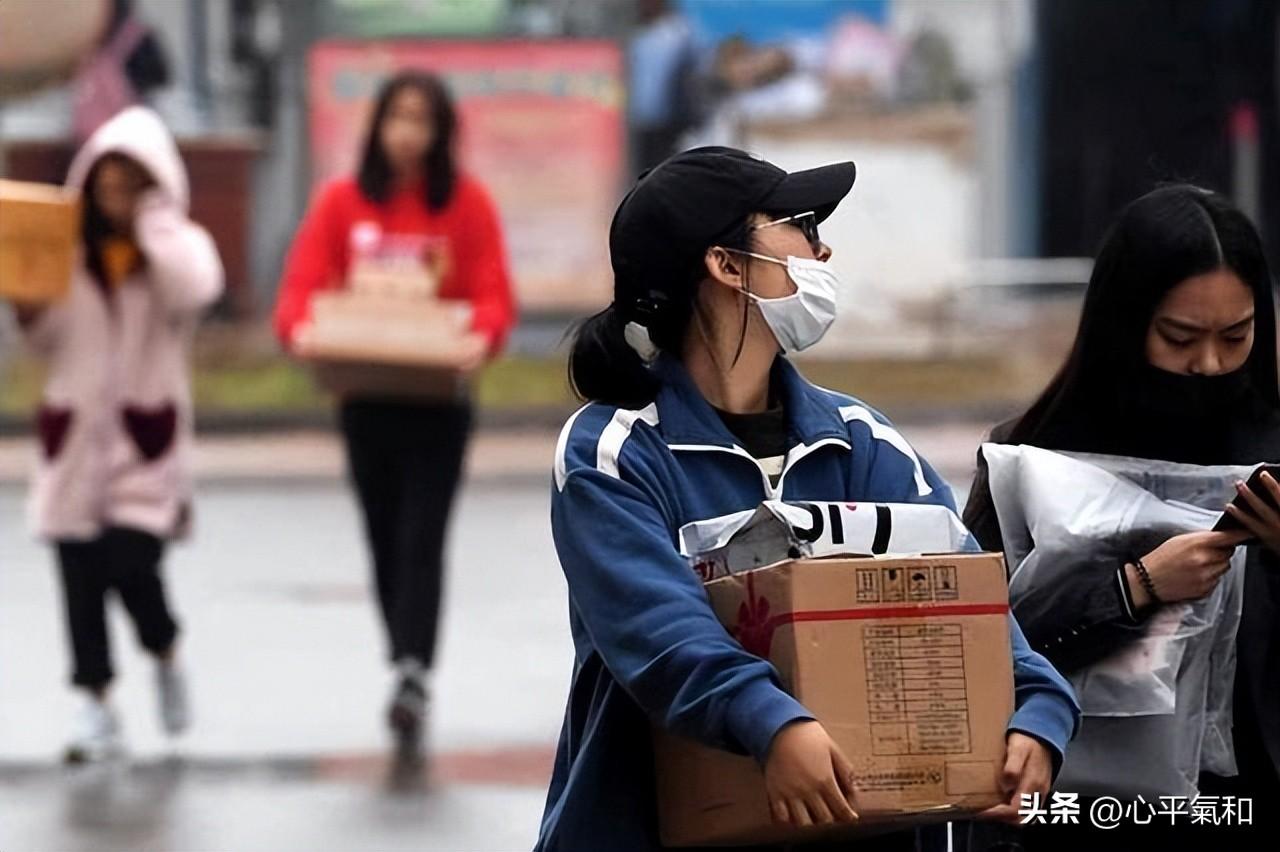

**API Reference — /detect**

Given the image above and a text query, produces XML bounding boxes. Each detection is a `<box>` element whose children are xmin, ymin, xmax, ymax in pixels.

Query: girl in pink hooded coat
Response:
<box><xmin>16</xmin><ymin>107</ymin><xmax>223</xmax><ymax>761</ymax></box>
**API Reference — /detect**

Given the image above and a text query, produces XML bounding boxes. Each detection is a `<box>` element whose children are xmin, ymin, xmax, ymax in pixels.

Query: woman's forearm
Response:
<box><xmin>1013</xmin><ymin>561</ymin><xmax>1151</xmax><ymax>673</ymax></box>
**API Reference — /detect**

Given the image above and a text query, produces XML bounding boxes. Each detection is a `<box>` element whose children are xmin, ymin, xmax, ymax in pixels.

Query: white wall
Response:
<box><xmin>746</xmin><ymin>134</ymin><xmax>975</xmax><ymax>300</ymax></box>
<box><xmin>889</xmin><ymin>0</ymin><xmax>1033</xmax><ymax>257</ymax></box>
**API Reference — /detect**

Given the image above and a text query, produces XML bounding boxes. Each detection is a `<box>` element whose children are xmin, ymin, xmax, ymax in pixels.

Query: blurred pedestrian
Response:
<box><xmin>537</xmin><ymin>147</ymin><xmax>1078</xmax><ymax>851</ymax></box>
<box><xmin>628</xmin><ymin>0</ymin><xmax>705</xmax><ymax>175</ymax></box>
<box><xmin>72</xmin><ymin>0</ymin><xmax>170</xmax><ymax>143</ymax></box>
<box><xmin>273</xmin><ymin>71</ymin><xmax>516</xmax><ymax>760</ymax></box>
<box><xmin>10</xmin><ymin>106</ymin><xmax>223</xmax><ymax>762</ymax></box>
<box><xmin>962</xmin><ymin>185</ymin><xmax>1280</xmax><ymax>850</ymax></box>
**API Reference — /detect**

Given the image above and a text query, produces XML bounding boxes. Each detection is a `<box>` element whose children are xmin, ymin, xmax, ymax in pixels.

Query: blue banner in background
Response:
<box><xmin>677</xmin><ymin>0</ymin><xmax>889</xmax><ymax>43</ymax></box>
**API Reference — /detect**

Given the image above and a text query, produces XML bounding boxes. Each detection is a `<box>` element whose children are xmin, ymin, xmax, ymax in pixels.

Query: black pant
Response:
<box><xmin>340</xmin><ymin>397</ymin><xmax>471</xmax><ymax>668</ymax></box>
<box><xmin>56</xmin><ymin>527</ymin><xmax>178</xmax><ymax>690</ymax></box>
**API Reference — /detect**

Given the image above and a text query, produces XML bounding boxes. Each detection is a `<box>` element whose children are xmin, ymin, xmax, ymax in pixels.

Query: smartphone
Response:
<box><xmin>1213</xmin><ymin>464</ymin><xmax>1280</xmax><ymax>533</ymax></box>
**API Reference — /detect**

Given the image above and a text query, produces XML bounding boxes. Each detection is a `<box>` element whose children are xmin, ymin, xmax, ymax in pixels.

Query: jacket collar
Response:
<box><xmin>652</xmin><ymin>354</ymin><xmax>850</xmax><ymax>449</ymax></box>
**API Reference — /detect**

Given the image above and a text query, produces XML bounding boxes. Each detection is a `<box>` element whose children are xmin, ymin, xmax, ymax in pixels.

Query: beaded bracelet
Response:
<box><xmin>1132</xmin><ymin>557</ymin><xmax>1161</xmax><ymax>604</ymax></box>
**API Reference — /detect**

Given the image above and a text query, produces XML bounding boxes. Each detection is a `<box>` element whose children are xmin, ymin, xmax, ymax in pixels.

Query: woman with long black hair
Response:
<box><xmin>536</xmin><ymin>146</ymin><xmax>1078</xmax><ymax>851</ymax></box>
<box><xmin>274</xmin><ymin>71</ymin><xmax>516</xmax><ymax>757</ymax></box>
<box><xmin>963</xmin><ymin>184</ymin><xmax>1280</xmax><ymax>850</ymax></box>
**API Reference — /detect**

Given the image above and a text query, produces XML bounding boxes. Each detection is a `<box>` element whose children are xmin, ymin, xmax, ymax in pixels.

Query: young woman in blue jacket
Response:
<box><xmin>536</xmin><ymin>147</ymin><xmax>1080</xmax><ymax>851</ymax></box>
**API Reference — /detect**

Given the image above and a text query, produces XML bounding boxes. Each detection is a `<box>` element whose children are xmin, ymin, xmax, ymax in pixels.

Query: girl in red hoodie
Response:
<box><xmin>274</xmin><ymin>71</ymin><xmax>516</xmax><ymax>757</ymax></box>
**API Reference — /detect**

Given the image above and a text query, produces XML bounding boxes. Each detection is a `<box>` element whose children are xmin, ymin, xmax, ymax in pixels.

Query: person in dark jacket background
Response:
<box><xmin>963</xmin><ymin>185</ymin><xmax>1280</xmax><ymax>850</ymax></box>
<box><xmin>538</xmin><ymin>146</ymin><xmax>1079</xmax><ymax>852</ymax></box>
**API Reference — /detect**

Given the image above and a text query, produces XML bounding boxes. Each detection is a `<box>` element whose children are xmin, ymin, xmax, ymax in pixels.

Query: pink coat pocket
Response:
<box><xmin>36</xmin><ymin>405</ymin><xmax>74</xmax><ymax>461</ymax></box>
<box><xmin>122</xmin><ymin>403</ymin><xmax>178</xmax><ymax>461</ymax></box>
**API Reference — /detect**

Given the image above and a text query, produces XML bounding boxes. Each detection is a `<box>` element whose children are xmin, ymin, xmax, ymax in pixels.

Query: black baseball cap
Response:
<box><xmin>609</xmin><ymin>146</ymin><xmax>856</xmax><ymax>319</ymax></box>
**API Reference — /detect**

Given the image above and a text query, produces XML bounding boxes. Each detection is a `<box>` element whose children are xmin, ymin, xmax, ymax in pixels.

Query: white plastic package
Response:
<box><xmin>983</xmin><ymin>444</ymin><xmax>1252</xmax><ymax>798</ymax></box>
<box><xmin>678</xmin><ymin>500</ymin><xmax>974</xmax><ymax>581</ymax></box>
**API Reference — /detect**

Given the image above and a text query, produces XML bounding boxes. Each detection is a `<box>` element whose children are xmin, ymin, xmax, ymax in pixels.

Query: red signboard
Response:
<box><xmin>308</xmin><ymin>39</ymin><xmax>625</xmax><ymax>311</ymax></box>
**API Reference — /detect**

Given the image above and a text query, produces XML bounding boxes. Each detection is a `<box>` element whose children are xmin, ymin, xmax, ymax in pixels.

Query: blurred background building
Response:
<box><xmin>2</xmin><ymin>0</ymin><xmax>1277</xmax><ymax>427</ymax></box>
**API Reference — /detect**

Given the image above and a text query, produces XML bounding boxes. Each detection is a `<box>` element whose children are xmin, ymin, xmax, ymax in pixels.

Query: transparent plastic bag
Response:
<box><xmin>983</xmin><ymin>444</ymin><xmax>1250</xmax><ymax>797</ymax></box>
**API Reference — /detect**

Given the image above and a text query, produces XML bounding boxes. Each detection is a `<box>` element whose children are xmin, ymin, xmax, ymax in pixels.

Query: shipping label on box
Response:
<box><xmin>654</xmin><ymin>553</ymin><xmax>1014</xmax><ymax>847</ymax></box>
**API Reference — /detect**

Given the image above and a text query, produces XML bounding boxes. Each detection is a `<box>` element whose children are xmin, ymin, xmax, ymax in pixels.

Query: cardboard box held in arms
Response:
<box><xmin>0</xmin><ymin>179</ymin><xmax>80</xmax><ymax>305</ymax></box>
<box><xmin>294</xmin><ymin>260</ymin><xmax>485</xmax><ymax>400</ymax></box>
<box><xmin>656</xmin><ymin>502</ymin><xmax>1013</xmax><ymax>847</ymax></box>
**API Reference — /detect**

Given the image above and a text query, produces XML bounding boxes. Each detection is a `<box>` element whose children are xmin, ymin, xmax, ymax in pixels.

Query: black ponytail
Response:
<box><xmin>567</xmin><ymin>306</ymin><xmax>661</xmax><ymax>408</ymax></box>
<box><xmin>568</xmin><ymin>217</ymin><xmax>759</xmax><ymax>408</ymax></box>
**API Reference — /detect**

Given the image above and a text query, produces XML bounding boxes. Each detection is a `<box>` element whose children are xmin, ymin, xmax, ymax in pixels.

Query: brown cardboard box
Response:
<box><xmin>297</xmin><ymin>291</ymin><xmax>475</xmax><ymax>361</ymax></box>
<box><xmin>296</xmin><ymin>292</ymin><xmax>483</xmax><ymax>400</ymax></box>
<box><xmin>347</xmin><ymin>255</ymin><xmax>440</xmax><ymax>299</ymax></box>
<box><xmin>654</xmin><ymin>553</ymin><xmax>1014</xmax><ymax>847</ymax></box>
<box><xmin>306</xmin><ymin>358</ymin><xmax>469</xmax><ymax>400</ymax></box>
<box><xmin>0</xmin><ymin>179</ymin><xmax>80</xmax><ymax>305</ymax></box>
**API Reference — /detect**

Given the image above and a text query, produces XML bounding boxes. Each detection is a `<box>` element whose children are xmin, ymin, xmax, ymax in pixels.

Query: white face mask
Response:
<box><xmin>733</xmin><ymin>252</ymin><xmax>841</xmax><ymax>353</ymax></box>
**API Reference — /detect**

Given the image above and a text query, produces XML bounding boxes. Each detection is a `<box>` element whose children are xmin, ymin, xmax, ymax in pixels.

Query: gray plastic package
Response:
<box><xmin>983</xmin><ymin>444</ymin><xmax>1252</xmax><ymax>798</ymax></box>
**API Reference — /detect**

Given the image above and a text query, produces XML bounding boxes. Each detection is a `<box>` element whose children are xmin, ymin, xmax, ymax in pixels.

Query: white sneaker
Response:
<box><xmin>156</xmin><ymin>661</ymin><xmax>191</xmax><ymax>735</ymax></box>
<box><xmin>65</xmin><ymin>698</ymin><xmax>122</xmax><ymax>764</ymax></box>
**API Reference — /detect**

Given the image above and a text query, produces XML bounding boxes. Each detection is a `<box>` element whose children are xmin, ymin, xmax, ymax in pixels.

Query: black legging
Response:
<box><xmin>56</xmin><ymin>526</ymin><xmax>178</xmax><ymax>690</ymax></box>
<box><xmin>340</xmin><ymin>397</ymin><xmax>471</xmax><ymax>668</ymax></box>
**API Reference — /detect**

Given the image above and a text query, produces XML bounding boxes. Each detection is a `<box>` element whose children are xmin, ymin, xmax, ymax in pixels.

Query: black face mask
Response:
<box><xmin>1130</xmin><ymin>363</ymin><xmax>1254</xmax><ymax>419</ymax></box>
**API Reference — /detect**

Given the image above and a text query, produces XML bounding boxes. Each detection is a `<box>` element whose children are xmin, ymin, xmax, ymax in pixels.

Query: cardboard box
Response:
<box><xmin>296</xmin><ymin>291</ymin><xmax>481</xmax><ymax>400</ymax></box>
<box><xmin>347</xmin><ymin>255</ymin><xmax>440</xmax><ymax>299</ymax></box>
<box><xmin>0</xmin><ymin>179</ymin><xmax>80</xmax><ymax>305</ymax></box>
<box><xmin>307</xmin><ymin>292</ymin><xmax>462</xmax><ymax>330</ymax></box>
<box><xmin>297</xmin><ymin>292</ymin><xmax>474</xmax><ymax>361</ymax></box>
<box><xmin>306</xmin><ymin>358</ymin><xmax>469</xmax><ymax>400</ymax></box>
<box><xmin>654</xmin><ymin>552</ymin><xmax>1014</xmax><ymax>847</ymax></box>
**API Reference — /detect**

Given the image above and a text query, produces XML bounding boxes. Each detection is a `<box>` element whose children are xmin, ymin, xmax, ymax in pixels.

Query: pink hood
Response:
<box><xmin>65</xmin><ymin>105</ymin><xmax>189</xmax><ymax>212</ymax></box>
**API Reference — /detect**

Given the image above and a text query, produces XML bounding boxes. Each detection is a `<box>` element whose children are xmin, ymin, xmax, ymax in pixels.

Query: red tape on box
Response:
<box><xmin>732</xmin><ymin>572</ymin><xmax>1009</xmax><ymax>658</ymax></box>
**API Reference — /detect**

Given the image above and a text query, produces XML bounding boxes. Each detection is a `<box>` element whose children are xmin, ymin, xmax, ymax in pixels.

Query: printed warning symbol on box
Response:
<box><xmin>881</xmin><ymin>566</ymin><xmax>905</xmax><ymax>602</ymax></box>
<box><xmin>908</xmin><ymin>568</ymin><xmax>933</xmax><ymax>601</ymax></box>
<box><xmin>933</xmin><ymin>565</ymin><xmax>959</xmax><ymax>600</ymax></box>
<box><xmin>856</xmin><ymin>568</ymin><xmax>881</xmax><ymax>603</ymax></box>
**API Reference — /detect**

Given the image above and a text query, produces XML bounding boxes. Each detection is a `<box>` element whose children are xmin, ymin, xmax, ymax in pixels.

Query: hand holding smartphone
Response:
<box><xmin>1214</xmin><ymin>464</ymin><xmax>1280</xmax><ymax>539</ymax></box>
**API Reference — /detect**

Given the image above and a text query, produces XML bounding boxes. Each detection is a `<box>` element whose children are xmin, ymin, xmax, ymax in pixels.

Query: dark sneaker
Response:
<box><xmin>387</xmin><ymin>675</ymin><xmax>427</xmax><ymax>759</ymax></box>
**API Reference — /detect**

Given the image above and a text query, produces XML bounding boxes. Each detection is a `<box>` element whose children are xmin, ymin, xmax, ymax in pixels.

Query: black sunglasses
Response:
<box><xmin>751</xmin><ymin>210</ymin><xmax>822</xmax><ymax>255</ymax></box>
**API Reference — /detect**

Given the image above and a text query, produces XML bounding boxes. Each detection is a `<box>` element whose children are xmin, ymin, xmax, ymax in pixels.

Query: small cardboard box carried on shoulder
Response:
<box><xmin>0</xmin><ymin>179</ymin><xmax>80</xmax><ymax>305</ymax></box>
<box><xmin>656</xmin><ymin>502</ymin><xmax>1014</xmax><ymax>847</ymax></box>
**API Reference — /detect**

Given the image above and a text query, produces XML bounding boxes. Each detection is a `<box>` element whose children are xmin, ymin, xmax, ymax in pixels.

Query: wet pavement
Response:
<box><xmin>0</xmin><ymin>757</ymin><xmax>546</xmax><ymax>852</ymax></box>
<box><xmin>0</xmin><ymin>479</ymin><xmax>567</xmax><ymax>851</ymax></box>
<box><xmin>0</xmin><ymin>423</ymin><xmax>980</xmax><ymax>851</ymax></box>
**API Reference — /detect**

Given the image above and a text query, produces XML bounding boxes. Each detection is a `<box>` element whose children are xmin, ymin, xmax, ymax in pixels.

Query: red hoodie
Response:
<box><xmin>273</xmin><ymin>174</ymin><xmax>516</xmax><ymax>355</ymax></box>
